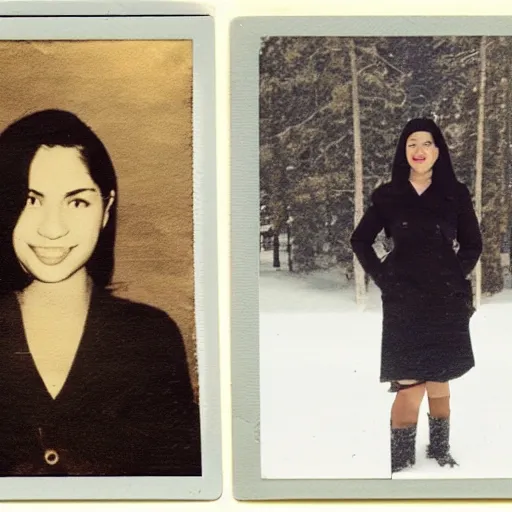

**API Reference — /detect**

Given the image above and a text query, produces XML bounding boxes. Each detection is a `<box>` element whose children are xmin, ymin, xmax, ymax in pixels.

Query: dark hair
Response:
<box><xmin>391</xmin><ymin>117</ymin><xmax>458</xmax><ymax>190</ymax></box>
<box><xmin>0</xmin><ymin>109</ymin><xmax>117</xmax><ymax>292</ymax></box>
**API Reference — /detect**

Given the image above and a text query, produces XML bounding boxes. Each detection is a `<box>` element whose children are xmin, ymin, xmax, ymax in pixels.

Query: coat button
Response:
<box><xmin>44</xmin><ymin>449</ymin><xmax>59</xmax><ymax>466</ymax></box>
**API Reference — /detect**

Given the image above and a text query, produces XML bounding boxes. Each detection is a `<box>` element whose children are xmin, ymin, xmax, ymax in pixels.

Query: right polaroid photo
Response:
<box><xmin>232</xmin><ymin>16</ymin><xmax>512</xmax><ymax>500</ymax></box>
<box><xmin>259</xmin><ymin>32</ymin><xmax>499</xmax><ymax>481</ymax></box>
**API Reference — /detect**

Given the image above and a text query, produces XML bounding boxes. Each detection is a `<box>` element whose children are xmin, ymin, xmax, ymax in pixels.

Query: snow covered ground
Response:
<box><xmin>259</xmin><ymin>248</ymin><xmax>512</xmax><ymax>480</ymax></box>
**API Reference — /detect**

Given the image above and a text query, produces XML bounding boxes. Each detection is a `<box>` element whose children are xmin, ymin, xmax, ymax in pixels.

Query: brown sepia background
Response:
<box><xmin>0</xmin><ymin>40</ymin><xmax>198</xmax><ymax>396</ymax></box>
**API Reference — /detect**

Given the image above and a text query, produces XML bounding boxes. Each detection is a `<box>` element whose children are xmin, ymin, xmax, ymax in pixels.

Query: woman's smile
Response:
<box><xmin>29</xmin><ymin>245</ymin><xmax>76</xmax><ymax>266</ymax></box>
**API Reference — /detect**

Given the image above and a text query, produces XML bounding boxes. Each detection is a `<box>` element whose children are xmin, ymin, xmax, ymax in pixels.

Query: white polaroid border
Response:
<box><xmin>0</xmin><ymin>3</ymin><xmax>221</xmax><ymax>501</ymax></box>
<box><xmin>231</xmin><ymin>15</ymin><xmax>512</xmax><ymax>501</ymax></box>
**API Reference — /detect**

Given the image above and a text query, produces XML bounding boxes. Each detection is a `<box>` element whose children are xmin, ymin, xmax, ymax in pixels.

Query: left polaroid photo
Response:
<box><xmin>0</xmin><ymin>3</ymin><xmax>221</xmax><ymax>501</ymax></box>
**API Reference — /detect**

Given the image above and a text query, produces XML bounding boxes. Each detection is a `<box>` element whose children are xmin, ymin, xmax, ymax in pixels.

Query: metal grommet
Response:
<box><xmin>44</xmin><ymin>449</ymin><xmax>59</xmax><ymax>466</ymax></box>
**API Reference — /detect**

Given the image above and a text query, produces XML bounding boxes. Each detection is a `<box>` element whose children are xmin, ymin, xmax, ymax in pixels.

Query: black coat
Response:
<box><xmin>350</xmin><ymin>180</ymin><xmax>483</xmax><ymax>383</ymax></box>
<box><xmin>0</xmin><ymin>286</ymin><xmax>201</xmax><ymax>476</ymax></box>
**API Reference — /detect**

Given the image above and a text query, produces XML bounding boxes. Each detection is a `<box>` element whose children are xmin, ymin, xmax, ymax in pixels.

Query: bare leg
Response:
<box><xmin>391</xmin><ymin>381</ymin><xmax>426</xmax><ymax>428</ymax></box>
<box><xmin>390</xmin><ymin>381</ymin><xmax>426</xmax><ymax>473</ymax></box>
<box><xmin>426</xmin><ymin>381</ymin><xmax>450</xmax><ymax>418</ymax></box>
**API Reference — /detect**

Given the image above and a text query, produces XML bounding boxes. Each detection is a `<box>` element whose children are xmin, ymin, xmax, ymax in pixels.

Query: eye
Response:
<box><xmin>26</xmin><ymin>195</ymin><xmax>41</xmax><ymax>207</ymax></box>
<box><xmin>68</xmin><ymin>198</ymin><xmax>90</xmax><ymax>209</ymax></box>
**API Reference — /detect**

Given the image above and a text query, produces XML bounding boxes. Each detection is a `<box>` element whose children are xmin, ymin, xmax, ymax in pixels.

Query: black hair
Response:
<box><xmin>0</xmin><ymin>109</ymin><xmax>117</xmax><ymax>292</ymax></box>
<box><xmin>391</xmin><ymin>117</ymin><xmax>458</xmax><ymax>190</ymax></box>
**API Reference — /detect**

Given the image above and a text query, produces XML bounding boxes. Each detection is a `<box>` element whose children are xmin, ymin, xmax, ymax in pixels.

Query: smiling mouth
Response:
<box><xmin>30</xmin><ymin>246</ymin><xmax>75</xmax><ymax>266</ymax></box>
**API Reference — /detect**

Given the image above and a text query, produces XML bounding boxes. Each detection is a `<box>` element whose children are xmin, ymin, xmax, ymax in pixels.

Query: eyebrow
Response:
<box><xmin>28</xmin><ymin>188</ymin><xmax>99</xmax><ymax>198</ymax></box>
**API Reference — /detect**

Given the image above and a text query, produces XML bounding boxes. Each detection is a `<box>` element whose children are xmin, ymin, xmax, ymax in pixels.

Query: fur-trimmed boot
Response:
<box><xmin>391</xmin><ymin>423</ymin><xmax>417</xmax><ymax>473</ymax></box>
<box><xmin>426</xmin><ymin>414</ymin><xmax>458</xmax><ymax>467</ymax></box>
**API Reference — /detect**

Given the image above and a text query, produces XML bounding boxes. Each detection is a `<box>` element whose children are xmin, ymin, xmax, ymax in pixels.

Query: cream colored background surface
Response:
<box><xmin>4</xmin><ymin>0</ymin><xmax>512</xmax><ymax>510</ymax></box>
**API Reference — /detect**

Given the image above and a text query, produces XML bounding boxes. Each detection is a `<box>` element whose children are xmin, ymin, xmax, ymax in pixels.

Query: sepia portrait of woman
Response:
<box><xmin>0</xmin><ymin>109</ymin><xmax>201</xmax><ymax>476</ymax></box>
<box><xmin>350</xmin><ymin>118</ymin><xmax>483</xmax><ymax>474</ymax></box>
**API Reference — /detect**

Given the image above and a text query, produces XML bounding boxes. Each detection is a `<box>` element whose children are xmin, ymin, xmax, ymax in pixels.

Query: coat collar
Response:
<box><xmin>382</xmin><ymin>179</ymin><xmax>457</xmax><ymax>216</ymax></box>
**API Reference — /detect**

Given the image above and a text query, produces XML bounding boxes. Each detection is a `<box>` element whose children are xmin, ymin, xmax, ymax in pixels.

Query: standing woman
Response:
<box><xmin>0</xmin><ymin>109</ymin><xmax>201</xmax><ymax>476</ymax></box>
<box><xmin>350</xmin><ymin>118</ymin><xmax>482</xmax><ymax>473</ymax></box>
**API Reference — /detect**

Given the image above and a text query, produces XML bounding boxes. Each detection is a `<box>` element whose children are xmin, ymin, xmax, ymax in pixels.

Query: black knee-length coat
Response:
<box><xmin>350</xmin><ymin>179</ymin><xmax>483</xmax><ymax>383</ymax></box>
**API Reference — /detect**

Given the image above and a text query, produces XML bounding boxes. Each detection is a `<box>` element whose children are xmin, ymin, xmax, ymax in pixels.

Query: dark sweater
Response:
<box><xmin>0</xmin><ymin>286</ymin><xmax>201</xmax><ymax>476</ymax></box>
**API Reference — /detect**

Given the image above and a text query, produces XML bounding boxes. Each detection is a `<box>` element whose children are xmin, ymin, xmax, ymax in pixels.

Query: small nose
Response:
<box><xmin>37</xmin><ymin>207</ymin><xmax>69</xmax><ymax>240</ymax></box>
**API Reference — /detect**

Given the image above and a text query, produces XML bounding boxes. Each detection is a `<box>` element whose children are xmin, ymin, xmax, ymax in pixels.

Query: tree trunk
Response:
<box><xmin>273</xmin><ymin>231</ymin><xmax>281</xmax><ymax>269</ymax></box>
<box><xmin>473</xmin><ymin>35</ymin><xmax>486</xmax><ymax>307</ymax></box>
<box><xmin>268</xmin><ymin>146</ymin><xmax>288</xmax><ymax>270</ymax></box>
<box><xmin>349</xmin><ymin>39</ymin><xmax>366</xmax><ymax>306</ymax></box>
<box><xmin>286</xmin><ymin>222</ymin><xmax>293</xmax><ymax>272</ymax></box>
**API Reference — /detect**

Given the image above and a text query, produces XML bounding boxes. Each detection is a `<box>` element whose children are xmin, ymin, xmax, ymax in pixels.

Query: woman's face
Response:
<box><xmin>405</xmin><ymin>130</ymin><xmax>439</xmax><ymax>175</ymax></box>
<box><xmin>12</xmin><ymin>145</ymin><xmax>115</xmax><ymax>284</ymax></box>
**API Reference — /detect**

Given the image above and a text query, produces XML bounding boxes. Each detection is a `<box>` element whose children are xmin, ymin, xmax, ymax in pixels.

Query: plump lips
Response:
<box><xmin>30</xmin><ymin>245</ymin><xmax>75</xmax><ymax>266</ymax></box>
<box><xmin>412</xmin><ymin>156</ymin><xmax>426</xmax><ymax>162</ymax></box>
